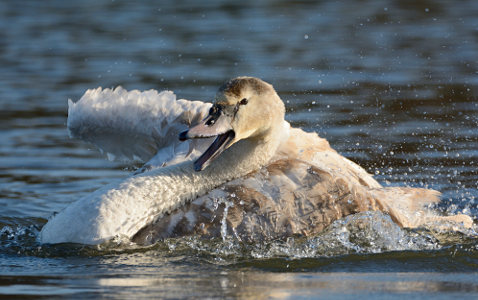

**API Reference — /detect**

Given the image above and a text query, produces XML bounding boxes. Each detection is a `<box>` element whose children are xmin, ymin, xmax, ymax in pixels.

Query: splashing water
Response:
<box><xmin>220</xmin><ymin>198</ymin><xmax>234</xmax><ymax>242</ymax></box>
<box><xmin>91</xmin><ymin>212</ymin><xmax>475</xmax><ymax>261</ymax></box>
<box><xmin>3</xmin><ymin>211</ymin><xmax>471</xmax><ymax>260</ymax></box>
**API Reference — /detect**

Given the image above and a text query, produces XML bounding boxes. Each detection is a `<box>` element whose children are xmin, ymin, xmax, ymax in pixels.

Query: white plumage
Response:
<box><xmin>40</xmin><ymin>77</ymin><xmax>473</xmax><ymax>245</ymax></box>
<box><xmin>67</xmin><ymin>86</ymin><xmax>212</xmax><ymax>165</ymax></box>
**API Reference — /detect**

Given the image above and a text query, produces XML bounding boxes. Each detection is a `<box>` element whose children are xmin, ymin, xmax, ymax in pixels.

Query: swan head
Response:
<box><xmin>179</xmin><ymin>76</ymin><xmax>285</xmax><ymax>171</ymax></box>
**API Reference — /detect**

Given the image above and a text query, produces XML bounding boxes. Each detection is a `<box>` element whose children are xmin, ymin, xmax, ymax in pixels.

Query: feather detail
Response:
<box><xmin>67</xmin><ymin>87</ymin><xmax>211</xmax><ymax>165</ymax></box>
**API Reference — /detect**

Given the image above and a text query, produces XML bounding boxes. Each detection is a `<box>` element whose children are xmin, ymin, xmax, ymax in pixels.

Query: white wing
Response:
<box><xmin>67</xmin><ymin>86</ymin><xmax>212</xmax><ymax>167</ymax></box>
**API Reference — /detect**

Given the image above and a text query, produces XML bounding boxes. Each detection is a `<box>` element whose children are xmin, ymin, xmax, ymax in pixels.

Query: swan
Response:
<box><xmin>40</xmin><ymin>76</ymin><xmax>473</xmax><ymax>245</ymax></box>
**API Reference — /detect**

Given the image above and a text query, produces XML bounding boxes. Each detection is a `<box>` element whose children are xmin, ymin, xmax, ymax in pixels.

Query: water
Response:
<box><xmin>1</xmin><ymin>0</ymin><xmax>478</xmax><ymax>298</ymax></box>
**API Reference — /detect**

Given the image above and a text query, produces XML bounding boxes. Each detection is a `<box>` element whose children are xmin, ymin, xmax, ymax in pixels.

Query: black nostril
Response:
<box><xmin>178</xmin><ymin>130</ymin><xmax>189</xmax><ymax>141</ymax></box>
<box><xmin>205</xmin><ymin>118</ymin><xmax>215</xmax><ymax>126</ymax></box>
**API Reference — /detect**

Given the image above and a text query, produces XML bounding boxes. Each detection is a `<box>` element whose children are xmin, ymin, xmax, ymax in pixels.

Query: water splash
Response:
<box><xmin>220</xmin><ymin>198</ymin><xmax>234</xmax><ymax>241</ymax></box>
<box><xmin>148</xmin><ymin>211</ymin><xmax>476</xmax><ymax>261</ymax></box>
<box><xmin>246</xmin><ymin>212</ymin><xmax>441</xmax><ymax>259</ymax></box>
<box><xmin>2</xmin><ymin>212</ymin><xmax>477</xmax><ymax>261</ymax></box>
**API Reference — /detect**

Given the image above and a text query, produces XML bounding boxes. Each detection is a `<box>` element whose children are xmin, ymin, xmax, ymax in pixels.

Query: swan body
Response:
<box><xmin>40</xmin><ymin>77</ymin><xmax>473</xmax><ymax>245</ymax></box>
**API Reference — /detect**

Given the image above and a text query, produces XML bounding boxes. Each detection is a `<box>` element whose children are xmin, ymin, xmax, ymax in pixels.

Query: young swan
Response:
<box><xmin>132</xmin><ymin>77</ymin><xmax>473</xmax><ymax>244</ymax></box>
<box><xmin>40</xmin><ymin>76</ymin><xmax>473</xmax><ymax>245</ymax></box>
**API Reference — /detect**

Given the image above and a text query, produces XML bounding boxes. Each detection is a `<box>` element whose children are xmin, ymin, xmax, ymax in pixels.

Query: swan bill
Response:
<box><xmin>179</xmin><ymin>103</ymin><xmax>236</xmax><ymax>171</ymax></box>
<box><xmin>193</xmin><ymin>130</ymin><xmax>235</xmax><ymax>171</ymax></box>
<box><xmin>179</xmin><ymin>104</ymin><xmax>232</xmax><ymax>141</ymax></box>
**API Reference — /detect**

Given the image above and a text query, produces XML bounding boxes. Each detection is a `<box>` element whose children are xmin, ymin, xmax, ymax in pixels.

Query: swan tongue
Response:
<box><xmin>194</xmin><ymin>130</ymin><xmax>235</xmax><ymax>172</ymax></box>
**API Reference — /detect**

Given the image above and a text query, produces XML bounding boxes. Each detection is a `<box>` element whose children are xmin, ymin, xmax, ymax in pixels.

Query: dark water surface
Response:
<box><xmin>1</xmin><ymin>0</ymin><xmax>478</xmax><ymax>298</ymax></box>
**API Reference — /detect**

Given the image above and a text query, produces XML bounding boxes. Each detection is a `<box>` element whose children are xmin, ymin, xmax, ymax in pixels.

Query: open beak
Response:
<box><xmin>179</xmin><ymin>105</ymin><xmax>235</xmax><ymax>171</ymax></box>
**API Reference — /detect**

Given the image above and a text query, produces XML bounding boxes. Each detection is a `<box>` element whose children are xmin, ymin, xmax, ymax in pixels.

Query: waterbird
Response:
<box><xmin>40</xmin><ymin>77</ymin><xmax>473</xmax><ymax>245</ymax></box>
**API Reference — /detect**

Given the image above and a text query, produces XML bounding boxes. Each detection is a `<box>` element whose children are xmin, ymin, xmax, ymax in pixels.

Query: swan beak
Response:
<box><xmin>179</xmin><ymin>107</ymin><xmax>235</xmax><ymax>171</ymax></box>
<box><xmin>179</xmin><ymin>113</ymin><xmax>232</xmax><ymax>141</ymax></box>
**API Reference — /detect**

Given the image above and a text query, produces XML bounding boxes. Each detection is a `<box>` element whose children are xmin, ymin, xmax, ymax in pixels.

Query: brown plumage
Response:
<box><xmin>133</xmin><ymin>127</ymin><xmax>472</xmax><ymax>245</ymax></box>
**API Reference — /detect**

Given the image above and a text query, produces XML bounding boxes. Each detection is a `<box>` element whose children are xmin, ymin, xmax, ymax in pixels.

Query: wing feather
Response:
<box><xmin>67</xmin><ymin>86</ymin><xmax>211</xmax><ymax>165</ymax></box>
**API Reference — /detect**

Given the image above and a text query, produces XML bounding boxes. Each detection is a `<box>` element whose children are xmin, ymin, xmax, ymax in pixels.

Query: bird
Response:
<box><xmin>39</xmin><ymin>76</ymin><xmax>473</xmax><ymax>245</ymax></box>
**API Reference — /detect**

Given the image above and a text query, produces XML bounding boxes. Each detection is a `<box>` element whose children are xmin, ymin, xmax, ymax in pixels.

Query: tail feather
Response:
<box><xmin>371</xmin><ymin>187</ymin><xmax>473</xmax><ymax>229</ymax></box>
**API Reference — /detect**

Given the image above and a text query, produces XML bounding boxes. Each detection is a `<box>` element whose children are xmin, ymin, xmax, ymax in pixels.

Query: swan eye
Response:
<box><xmin>239</xmin><ymin>98</ymin><xmax>248</xmax><ymax>105</ymax></box>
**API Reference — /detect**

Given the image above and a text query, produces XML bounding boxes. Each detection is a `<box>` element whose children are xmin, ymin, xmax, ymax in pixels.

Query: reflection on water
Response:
<box><xmin>3</xmin><ymin>260</ymin><xmax>478</xmax><ymax>298</ymax></box>
<box><xmin>94</xmin><ymin>271</ymin><xmax>478</xmax><ymax>298</ymax></box>
<box><xmin>3</xmin><ymin>251</ymin><xmax>478</xmax><ymax>299</ymax></box>
<box><xmin>1</xmin><ymin>0</ymin><xmax>478</xmax><ymax>298</ymax></box>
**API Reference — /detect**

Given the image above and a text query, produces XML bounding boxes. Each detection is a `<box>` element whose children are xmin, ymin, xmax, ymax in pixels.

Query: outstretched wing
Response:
<box><xmin>67</xmin><ymin>86</ymin><xmax>212</xmax><ymax>166</ymax></box>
